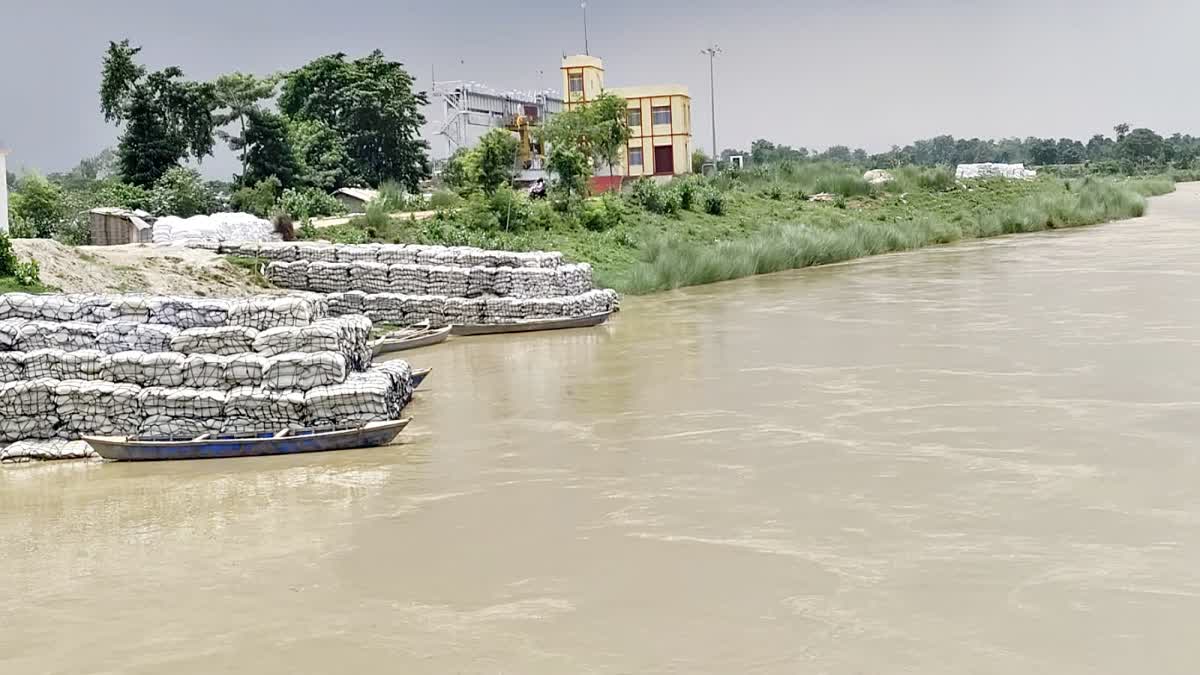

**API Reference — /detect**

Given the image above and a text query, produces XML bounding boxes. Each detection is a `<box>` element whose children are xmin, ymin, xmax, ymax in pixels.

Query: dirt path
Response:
<box><xmin>12</xmin><ymin>239</ymin><xmax>276</xmax><ymax>297</ymax></box>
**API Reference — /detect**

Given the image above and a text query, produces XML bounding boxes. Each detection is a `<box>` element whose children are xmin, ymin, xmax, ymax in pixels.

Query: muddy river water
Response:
<box><xmin>4</xmin><ymin>185</ymin><xmax>1200</xmax><ymax>674</ymax></box>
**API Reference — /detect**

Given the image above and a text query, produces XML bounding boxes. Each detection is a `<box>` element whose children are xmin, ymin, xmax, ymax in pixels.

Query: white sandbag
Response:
<box><xmin>96</xmin><ymin>321</ymin><xmax>180</xmax><ymax>354</ymax></box>
<box><xmin>0</xmin><ymin>351</ymin><xmax>25</xmax><ymax>381</ymax></box>
<box><xmin>53</xmin><ymin>379</ymin><xmax>144</xmax><ymax>437</ymax></box>
<box><xmin>262</xmin><ymin>352</ymin><xmax>348</xmax><ymax>390</ymax></box>
<box><xmin>13</xmin><ymin>320</ymin><xmax>100</xmax><ymax>352</ymax></box>
<box><xmin>138</xmin><ymin>387</ymin><xmax>226</xmax><ymax>419</ymax></box>
<box><xmin>0</xmin><ymin>378</ymin><xmax>57</xmax><ymax>416</ymax></box>
<box><xmin>0</xmin><ymin>416</ymin><xmax>62</xmax><ymax>443</ymax></box>
<box><xmin>137</xmin><ymin>416</ymin><xmax>223</xmax><ymax>439</ymax></box>
<box><xmin>225</xmin><ymin>386</ymin><xmax>307</xmax><ymax>422</ymax></box>
<box><xmin>181</xmin><ymin>354</ymin><xmax>230</xmax><ymax>388</ymax></box>
<box><xmin>0</xmin><ymin>438</ymin><xmax>95</xmax><ymax>462</ymax></box>
<box><xmin>170</xmin><ymin>325</ymin><xmax>259</xmax><ymax>355</ymax></box>
<box><xmin>148</xmin><ymin>298</ymin><xmax>232</xmax><ymax>329</ymax></box>
<box><xmin>225</xmin><ymin>353</ymin><xmax>268</xmax><ymax>387</ymax></box>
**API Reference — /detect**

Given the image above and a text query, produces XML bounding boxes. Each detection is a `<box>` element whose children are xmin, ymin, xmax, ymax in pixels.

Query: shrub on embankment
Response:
<box><xmin>618</xmin><ymin>178</ymin><xmax>1163</xmax><ymax>294</ymax></box>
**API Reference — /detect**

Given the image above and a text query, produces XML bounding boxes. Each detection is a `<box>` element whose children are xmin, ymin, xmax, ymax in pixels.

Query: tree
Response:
<box><xmin>585</xmin><ymin>93</ymin><xmax>632</xmax><ymax>176</ymax></box>
<box><xmin>1056</xmin><ymin>138</ymin><xmax>1086</xmax><ymax>164</ymax></box>
<box><xmin>546</xmin><ymin>145</ymin><xmax>590</xmax><ymax>197</ymax></box>
<box><xmin>100</xmin><ymin>40</ymin><xmax>219</xmax><ymax>186</ymax></box>
<box><xmin>1028</xmin><ymin>138</ymin><xmax>1059</xmax><ymax>165</ymax></box>
<box><xmin>149</xmin><ymin>167</ymin><xmax>217</xmax><ymax>217</ymax></box>
<box><xmin>214</xmin><ymin>72</ymin><xmax>279</xmax><ymax>185</ymax></box>
<box><xmin>1113</xmin><ymin>123</ymin><xmax>1130</xmax><ymax>142</ymax></box>
<box><xmin>241</xmin><ymin>109</ymin><xmax>301</xmax><ymax>187</ymax></box>
<box><xmin>279</xmin><ymin>51</ymin><xmax>430</xmax><ymax>190</ymax></box>
<box><xmin>288</xmin><ymin>119</ymin><xmax>356</xmax><ymax>190</ymax></box>
<box><xmin>440</xmin><ymin>147</ymin><xmax>473</xmax><ymax>191</ymax></box>
<box><xmin>1119</xmin><ymin>128</ymin><xmax>1165</xmax><ymax>167</ymax></box>
<box><xmin>1086</xmin><ymin>134</ymin><xmax>1115</xmax><ymax>161</ymax></box>
<box><xmin>12</xmin><ymin>174</ymin><xmax>67</xmax><ymax>238</ymax></box>
<box><xmin>472</xmin><ymin>129</ymin><xmax>519</xmax><ymax>194</ymax></box>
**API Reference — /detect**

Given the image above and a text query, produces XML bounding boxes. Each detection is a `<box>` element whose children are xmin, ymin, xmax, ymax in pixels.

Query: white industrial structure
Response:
<box><xmin>432</xmin><ymin>80</ymin><xmax>563</xmax><ymax>164</ymax></box>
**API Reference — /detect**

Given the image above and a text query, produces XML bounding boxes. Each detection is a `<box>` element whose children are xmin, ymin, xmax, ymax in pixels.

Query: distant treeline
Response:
<box><xmin>721</xmin><ymin>124</ymin><xmax>1200</xmax><ymax>172</ymax></box>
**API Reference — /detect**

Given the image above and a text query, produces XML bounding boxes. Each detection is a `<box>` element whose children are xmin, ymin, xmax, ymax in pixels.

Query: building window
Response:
<box><xmin>629</xmin><ymin>147</ymin><xmax>644</xmax><ymax>167</ymax></box>
<box><xmin>568</xmin><ymin>73</ymin><xmax>584</xmax><ymax>94</ymax></box>
<box><xmin>627</xmin><ymin>108</ymin><xmax>641</xmax><ymax>127</ymax></box>
<box><xmin>652</xmin><ymin>105</ymin><xmax>671</xmax><ymax>125</ymax></box>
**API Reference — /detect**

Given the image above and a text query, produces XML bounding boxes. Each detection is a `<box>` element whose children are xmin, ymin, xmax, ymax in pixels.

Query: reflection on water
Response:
<box><xmin>4</xmin><ymin>185</ymin><xmax>1200</xmax><ymax>674</ymax></box>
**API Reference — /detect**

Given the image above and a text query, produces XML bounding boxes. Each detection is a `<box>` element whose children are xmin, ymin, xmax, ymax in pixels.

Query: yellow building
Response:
<box><xmin>561</xmin><ymin>55</ymin><xmax>692</xmax><ymax>179</ymax></box>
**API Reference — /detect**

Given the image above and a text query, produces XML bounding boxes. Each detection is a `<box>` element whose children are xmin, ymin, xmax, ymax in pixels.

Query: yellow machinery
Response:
<box><xmin>506</xmin><ymin>114</ymin><xmax>545</xmax><ymax>170</ymax></box>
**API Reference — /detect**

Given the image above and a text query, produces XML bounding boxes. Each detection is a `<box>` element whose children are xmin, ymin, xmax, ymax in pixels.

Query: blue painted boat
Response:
<box><xmin>84</xmin><ymin>419</ymin><xmax>411</xmax><ymax>462</ymax></box>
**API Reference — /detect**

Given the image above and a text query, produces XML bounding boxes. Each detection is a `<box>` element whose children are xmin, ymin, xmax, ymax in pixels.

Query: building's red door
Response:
<box><xmin>653</xmin><ymin>145</ymin><xmax>674</xmax><ymax>175</ymax></box>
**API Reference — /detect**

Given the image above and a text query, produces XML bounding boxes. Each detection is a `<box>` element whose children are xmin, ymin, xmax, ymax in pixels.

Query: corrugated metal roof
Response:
<box><xmin>334</xmin><ymin>188</ymin><xmax>380</xmax><ymax>203</ymax></box>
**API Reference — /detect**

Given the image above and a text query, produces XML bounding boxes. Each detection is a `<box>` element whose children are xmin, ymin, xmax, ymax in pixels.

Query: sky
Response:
<box><xmin>1</xmin><ymin>0</ymin><xmax>1197</xmax><ymax>177</ymax></box>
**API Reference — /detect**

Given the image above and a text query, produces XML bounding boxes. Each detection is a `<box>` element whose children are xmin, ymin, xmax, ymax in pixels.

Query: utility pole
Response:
<box><xmin>582</xmin><ymin>3</ymin><xmax>590</xmax><ymax>55</ymax></box>
<box><xmin>701</xmin><ymin>45</ymin><xmax>722</xmax><ymax>162</ymax></box>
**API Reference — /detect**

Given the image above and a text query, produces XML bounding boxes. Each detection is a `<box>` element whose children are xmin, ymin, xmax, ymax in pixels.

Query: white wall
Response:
<box><xmin>0</xmin><ymin>151</ymin><xmax>8</xmax><ymax>235</ymax></box>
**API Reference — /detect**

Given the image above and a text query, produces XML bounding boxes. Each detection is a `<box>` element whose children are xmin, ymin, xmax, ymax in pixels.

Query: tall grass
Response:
<box><xmin>619</xmin><ymin>178</ymin><xmax>1159</xmax><ymax>294</ymax></box>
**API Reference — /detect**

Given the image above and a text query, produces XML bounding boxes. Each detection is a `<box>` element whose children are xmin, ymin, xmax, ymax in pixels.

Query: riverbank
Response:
<box><xmin>309</xmin><ymin>168</ymin><xmax>1176</xmax><ymax>296</ymax></box>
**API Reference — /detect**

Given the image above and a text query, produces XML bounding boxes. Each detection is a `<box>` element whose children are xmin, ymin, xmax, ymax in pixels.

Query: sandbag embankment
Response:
<box><xmin>264</xmin><ymin>260</ymin><xmax>595</xmax><ymax>298</ymax></box>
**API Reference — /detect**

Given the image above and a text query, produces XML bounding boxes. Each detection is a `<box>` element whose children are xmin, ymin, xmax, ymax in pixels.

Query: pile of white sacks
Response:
<box><xmin>200</xmin><ymin>241</ymin><xmax>618</xmax><ymax>327</ymax></box>
<box><xmin>153</xmin><ymin>213</ymin><xmax>281</xmax><ymax>244</ymax></box>
<box><xmin>0</xmin><ymin>293</ymin><xmax>413</xmax><ymax>446</ymax></box>
<box><xmin>955</xmin><ymin>163</ymin><xmax>1038</xmax><ymax>180</ymax></box>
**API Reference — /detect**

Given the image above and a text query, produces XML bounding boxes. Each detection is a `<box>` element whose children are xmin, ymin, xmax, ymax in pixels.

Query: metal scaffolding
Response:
<box><xmin>433</xmin><ymin>81</ymin><xmax>564</xmax><ymax>154</ymax></box>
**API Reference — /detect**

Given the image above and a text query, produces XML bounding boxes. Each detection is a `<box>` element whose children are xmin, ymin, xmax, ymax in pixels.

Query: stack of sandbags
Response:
<box><xmin>54</xmin><ymin>380</ymin><xmax>143</xmax><ymax>438</ymax></box>
<box><xmin>10</xmin><ymin>321</ymin><xmax>100</xmax><ymax>352</ymax></box>
<box><xmin>22</xmin><ymin>349</ymin><xmax>106</xmax><ymax>381</ymax></box>
<box><xmin>227</xmin><ymin>295</ymin><xmax>324</xmax><ymax>330</ymax></box>
<box><xmin>335</xmin><ymin>244</ymin><xmax>381</xmax><ymax>263</ymax></box>
<box><xmin>376</xmin><ymin>245</ymin><xmax>417</xmax><ymax>266</ymax></box>
<box><xmin>304</xmin><ymin>262</ymin><xmax>352</xmax><ymax>293</ymax></box>
<box><xmin>223</xmin><ymin>386</ymin><xmax>307</xmax><ymax>435</ymax></box>
<box><xmin>262</xmin><ymin>352</ymin><xmax>348</xmax><ymax>390</ymax></box>
<box><xmin>253</xmin><ymin>317</ymin><xmax>372</xmax><ymax>370</ymax></box>
<box><xmin>96</xmin><ymin>321</ymin><xmax>180</xmax><ymax>354</ymax></box>
<box><xmin>0</xmin><ymin>440</ymin><xmax>95</xmax><ymax>462</ymax></box>
<box><xmin>226</xmin><ymin>353</ymin><xmax>268</xmax><ymax>388</ymax></box>
<box><xmin>0</xmin><ymin>352</ymin><xmax>24</xmax><ymax>381</ymax></box>
<box><xmin>102</xmin><ymin>351</ymin><xmax>187</xmax><ymax>387</ymax></box>
<box><xmin>182</xmin><ymin>354</ymin><xmax>230</xmax><ymax>389</ymax></box>
<box><xmin>152</xmin><ymin>212</ymin><xmax>279</xmax><ymax>244</ymax></box>
<box><xmin>349</xmin><ymin>262</ymin><xmax>391</xmax><ymax>294</ymax></box>
<box><xmin>148</xmin><ymin>298</ymin><xmax>231</xmax><ymax>328</ymax></box>
<box><xmin>170</xmin><ymin>326</ymin><xmax>260</xmax><ymax>356</ymax></box>
<box><xmin>304</xmin><ymin>367</ymin><xmax>409</xmax><ymax>427</ymax></box>
<box><xmin>137</xmin><ymin>387</ymin><xmax>226</xmax><ymax>438</ymax></box>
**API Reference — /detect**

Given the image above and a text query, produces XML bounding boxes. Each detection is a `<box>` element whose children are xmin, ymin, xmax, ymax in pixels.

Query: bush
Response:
<box><xmin>581</xmin><ymin>193</ymin><xmax>626</xmax><ymax>231</ymax></box>
<box><xmin>230</xmin><ymin>177</ymin><xmax>282</xmax><ymax>217</ymax></box>
<box><xmin>0</xmin><ymin>231</ymin><xmax>42</xmax><ymax>287</ymax></box>
<box><xmin>675</xmin><ymin>178</ymin><xmax>700</xmax><ymax>210</ymax></box>
<box><xmin>763</xmin><ymin>184</ymin><xmax>785</xmax><ymax>200</ymax></box>
<box><xmin>93</xmin><ymin>180</ymin><xmax>150</xmax><ymax>211</ymax></box>
<box><xmin>701</xmin><ymin>188</ymin><xmax>727</xmax><ymax>215</ymax></box>
<box><xmin>0</xmin><ymin>231</ymin><xmax>18</xmax><ymax>276</ymax></box>
<box><xmin>279</xmin><ymin>187</ymin><xmax>344</xmax><ymax>220</ymax></box>
<box><xmin>13</xmin><ymin>258</ymin><xmax>40</xmax><ymax>286</ymax></box>
<box><xmin>376</xmin><ymin>180</ymin><xmax>409</xmax><ymax>212</ymax></box>
<box><xmin>631</xmin><ymin>179</ymin><xmax>681</xmax><ymax>215</ymax></box>
<box><xmin>11</xmin><ymin>174</ymin><xmax>66</xmax><ymax>238</ymax></box>
<box><xmin>149</xmin><ymin>167</ymin><xmax>218</xmax><ymax>217</ymax></box>
<box><xmin>429</xmin><ymin>189</ymin><xmax>461</xmax><ymax>210</ymax></box>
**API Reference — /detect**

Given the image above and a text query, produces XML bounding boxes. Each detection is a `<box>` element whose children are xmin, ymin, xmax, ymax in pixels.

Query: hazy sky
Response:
<box><xmin>2</xmin><ymin>0</ymin><xmax>1196</xmax><ymax>176</ymax></box>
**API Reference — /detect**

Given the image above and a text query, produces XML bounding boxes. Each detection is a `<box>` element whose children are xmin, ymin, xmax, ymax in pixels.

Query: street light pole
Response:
<box><xmin>701</xmin><ymin>45</ymin><xmax>721</xmax><ymax>162</ymax></box>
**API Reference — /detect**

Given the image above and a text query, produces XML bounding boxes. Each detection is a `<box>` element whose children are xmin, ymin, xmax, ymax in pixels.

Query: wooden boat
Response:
<box><xmin>84</xmin><ymin>419</ymin><xmax>411</xmax><ymax>462</ymax></box>
<box><xmin>411</xmin><ymin>367</ymin><xmax>431</xmax><ymax>389</ymax></box>
<box><xmin>372</xmin><ymin>324</ymin><xmax>451</xmax><ymax>355</ymax></box>
<box><xmin>450</xmin><ymin>311</ymin><xmax>613</xmax><ymax>337</ymax></box>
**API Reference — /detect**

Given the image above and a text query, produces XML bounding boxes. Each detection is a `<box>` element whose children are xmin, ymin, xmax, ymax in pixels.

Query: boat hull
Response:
<box><xmin>450</xmin><ymin>311</ymin><xmax>612</xmax><ymax>337</ymax></box>
<box><xmin>372</xmin><ymin>326</ymin><xmax>451</xmax><ymax>356</ymax></box>
<box><xmin>85</xmin><ymin>419</ymin><xmax>410</xmax><ymax>461</ymax></box>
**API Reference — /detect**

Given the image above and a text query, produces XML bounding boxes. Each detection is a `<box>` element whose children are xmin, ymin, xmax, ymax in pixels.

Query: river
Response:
<box><xmin>3</xmin><ymin>184</ymin><xmax>1200</xmax><ymax>674</ymax></box>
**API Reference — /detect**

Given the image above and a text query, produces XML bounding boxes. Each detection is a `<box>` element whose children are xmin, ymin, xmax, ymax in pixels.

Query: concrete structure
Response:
<box><xmin>332</xmin><ymin>188</ymin><xmax>380</xmax><ymax>213</ymax></box>
<box><xmin>89</xmin><ymin>208</ymin><xmax>154</xmax><ymax>245</ymax></box>
<box><xmin>0</xmin><ymin>146</ymin><xmax>9</xmax><ymax>235</ymax></box>
<box><xmin>561</xmin><ymin>55</ymin><xmax>692</xmax><ymax>178</ymax></box>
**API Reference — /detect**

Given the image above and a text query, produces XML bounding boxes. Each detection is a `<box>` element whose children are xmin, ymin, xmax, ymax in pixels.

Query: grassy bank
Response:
<box><xmin>306</xmin><ymin>166</ymin><xmax>1175</xmax><ymax>295</ymax></box>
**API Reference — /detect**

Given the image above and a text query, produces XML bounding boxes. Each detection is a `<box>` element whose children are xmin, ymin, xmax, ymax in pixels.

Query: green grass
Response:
<box><xmin>224</xmin><ymin>255</ymin><xmax>273</xmax><ymax>288</ymax></box>
<box><xmin>294</xmin><ymin>166</ymin><xmax>1173</xmax><ymax>296</ymax></box>
<box><xmin>617</xmin><ymin>177</ymin><xmax>1155</xmax><ymax>293</ymax></box>
<box><xmin>0</xmin><ymin>277</ymin><xmax>55</xmax><ymax>294</ymax></box>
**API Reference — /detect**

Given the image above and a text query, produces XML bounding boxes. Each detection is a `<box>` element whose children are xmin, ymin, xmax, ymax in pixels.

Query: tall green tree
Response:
<box><xmin>99</xmin><ymin>40</ymin><xmax>219</xmax><ymax>186</ymax></box>
<box><xmin>1119</xmin><ymin>128</ymin><xmax>1165</xmax><ymax>167</ymax></box>
<box><xmin>11</xmin><ymin>175</ymin><xmax>67</xmax><ymax>238</ymax></box>
<box><xmin>279</xmin><ymin>51</ymin><xmax>430</xmax><ymax>190</ymax></box>
<box><xmin>242</xmin><ymin>109</ymin><xmax>301</xmax><ymax>187</ymax></box>
<box><xmin>214</xmin><ymin>72</ymin><xmax>279</xmax><ymax>185</ymax></box>
<box><xmin>585</xmin><ymin>93</ymin><xmax>632</xmax><ymax>176</ymax></box>
<box><xmin>288</xmin><ymin>119</ymin><xmax>356</xmax><ymax>190</ymax></box>
<box><xmin>472</xmin><ymin>129</ymin><xmax>519</xmax><ymax>194</ymax></box>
